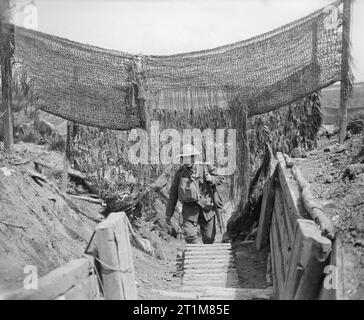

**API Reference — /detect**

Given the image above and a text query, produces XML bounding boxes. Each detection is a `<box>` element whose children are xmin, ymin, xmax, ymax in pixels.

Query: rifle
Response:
<box><xmin>210</xmin><ymin>187</ymin><xmax>226</xmax><ymax>235</ymax></box>
<box><xmin>202</xmin><ymin>165</ymin><xmax>226</xmax><ymax>235</ymax></box>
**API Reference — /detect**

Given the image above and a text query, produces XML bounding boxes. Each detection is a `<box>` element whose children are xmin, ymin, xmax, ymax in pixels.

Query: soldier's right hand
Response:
<box><xmin>165</xmin><ymin>216</ymin><xmax>172</xmax><ymax>225</ymax></box>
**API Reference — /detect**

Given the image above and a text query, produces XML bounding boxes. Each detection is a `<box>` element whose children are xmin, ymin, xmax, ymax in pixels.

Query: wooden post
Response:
<box><xmin>61</xmin><ymin>121</ymin><xmax>71</xmax><ymax>193</ymax></box>
<box><xmin>230</xmin><ymin>101</ymin><xmax>249</xmax><ymax>211</ymax></box>
<box><xmin>86</xmin><ymin>212</ymin><xmax>137</xmax><ymax>300</ymax></box>
<box><xmin>338</xmin><ymin>0</ymin><xmax>352</xmax><ymax>144</ymax></box>
<box><xmin>0</xmin><ymin>0</ymin><xmax>14</xmax><ymax>153</ymax></box>
<box><xmin>62</xmin><ymin>66</ymin><xmax>78</xmax><ymax>193</ymax></box>
<box><xmin>256</xmin><ymin>151</ymin><xmax>278</xmax><ymax>251</ymax></box>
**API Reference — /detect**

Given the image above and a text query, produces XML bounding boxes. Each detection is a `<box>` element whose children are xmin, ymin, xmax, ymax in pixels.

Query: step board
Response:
<box><xmin>182</xmin><ymin>243</ymin><xmax>240</xmax><ymax>289</ymax></box>
<box><xmin>152</xmin><ymin>287</ymin><xmax>273</xmax><ymax>300</ymax></box>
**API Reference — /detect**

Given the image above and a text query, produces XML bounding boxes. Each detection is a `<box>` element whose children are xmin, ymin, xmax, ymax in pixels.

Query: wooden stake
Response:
<box><xmin>88</xmin><ymin>212</ymin><xmax>137</xmax><ymax>300</ymax></box>
<box><xmin>0</xmin><ymin>0</ymin><xmax>14</xmax><ymax>154</ymax></box>
<box><xmin>256</xmin><ymin>160</ymin><xmax>277</xmax><ymax>250</ymax></box>
<box><xmin>61</xmin><ymin>121</ymin><xmax>71</xmax><ymax>193</ymax></box>
<box><xmin>338</xmin><ymin>0</ymin><xmax>352</xmax><ymax>143</ymax></box>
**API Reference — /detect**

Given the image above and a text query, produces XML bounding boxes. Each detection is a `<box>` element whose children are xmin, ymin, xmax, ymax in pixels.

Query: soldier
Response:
<box><xmin>165</xmin><ymin>144</ymin><xmax>223</xmax><ymax>244</ymax></box>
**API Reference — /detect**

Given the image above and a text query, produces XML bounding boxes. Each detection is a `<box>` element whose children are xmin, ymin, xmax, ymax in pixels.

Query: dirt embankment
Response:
<box><xmin>293</xmin><ymin>134</ymin><xmax>364</xmax><ymax>299</ymax></box>
<box><xmin>0</xmin><ymin>142</ymin><xmax>187</xmax><ymax>298</ymax></box>
<box><xmin>0</xmin><ymin>143</ymin><xmax>102</xmax><ymax>293</ymax></box>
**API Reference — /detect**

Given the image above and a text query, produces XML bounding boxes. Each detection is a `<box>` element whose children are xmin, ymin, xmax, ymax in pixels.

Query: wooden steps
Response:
<box><xmin>160</xmin><ymin>242</ymin><xmax>273</xmax><ymax>300</ymax></box>
<box><xmin>152</xmin><ymin>287</ymin><xmax>273</xmax><ymax>300</ymax></box>
<box><xmin>182</xmin><ymin>243</ymin><xmax>241</xmax><ymax>289</ymax></box>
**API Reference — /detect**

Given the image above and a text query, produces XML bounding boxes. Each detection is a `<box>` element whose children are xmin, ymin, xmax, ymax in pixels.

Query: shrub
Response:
<box><xmin>21</xmin><ymin>128</ymin><xmax>40</xmax><ymax>143</ymax></box>
<box><xmin>48</xmin><ymin>134</ymin><xmax>65</xmax><ymax>152</ymax></box>
<box><xmin>348</xmin><ymin>111</ymin><xmax>364</xmax><ymax>134</ymax></box>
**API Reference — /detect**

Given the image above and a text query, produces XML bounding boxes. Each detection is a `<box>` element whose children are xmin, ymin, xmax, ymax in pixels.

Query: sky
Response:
<box><xmin>24</xmin><ymin>0</ymin><xmax>364</xmax><ymax>81</ymax></box>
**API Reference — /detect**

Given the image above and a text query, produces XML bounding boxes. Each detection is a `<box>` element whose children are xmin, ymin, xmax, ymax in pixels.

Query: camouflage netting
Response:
<box><xmin>248</xmin><ymin>92</ymin><xmax>322</xmax><ymax>172</ymax></box>
<box><xmin>0</xmin><ymin>1</ymin><xmax>349</xmax><ymax>217</ymax></box>
<box><xmin>6</xmin><ymin>0</ymin><xmax>347</xmax><ymax>130</ymax></box>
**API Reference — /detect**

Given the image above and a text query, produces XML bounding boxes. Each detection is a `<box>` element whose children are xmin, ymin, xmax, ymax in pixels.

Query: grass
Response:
<box><xmin>48</xmin><ymin>134</ymin><xmax>65</xmax><ymax>152</ymax></box>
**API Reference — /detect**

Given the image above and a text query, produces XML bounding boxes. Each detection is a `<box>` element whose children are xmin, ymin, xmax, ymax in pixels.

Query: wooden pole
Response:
<box><xmin>338</xmin><ymin>0</ymin><xmax>352</xmax><ymax>144</ymax></box>
<box><xmin>0</xmin><ymin>0</ymin><xmax>14</xmax><ymax>154</ymax></box>
<box><xmin>62</xmin><ymin>66</ymin><xmax>78</xmax><ymax>193</ymax></box>
<box><xmin>92</xmin><ymin>212</ymin><xmax>137</xmax><ymax>300</ymax></box>
<box><xmin>61</xmin><ymin>121</ymin><xmax>71</xmax><ymax>193</ymax></box>
<box><xmin>256</xmin><ymin>159</ymin><xmax>278</xmax><ymax>250</ymax></box>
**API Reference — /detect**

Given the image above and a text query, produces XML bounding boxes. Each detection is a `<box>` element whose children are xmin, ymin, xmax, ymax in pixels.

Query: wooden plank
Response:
<box><xmin>184</xmin><ymin>271</ymin><xmax>236</xmax><ymax>277</ymax></box>
<box><xmin>283</xmin><ymin>219</ymin><xmax>332</xmax><ymax>300</ymax></box>
<box><xmin>183</xmin><ymin>267</ymin><xmax>235</xmax><ymax>273</ymax></box>
<box><xmin>184</xmin><ymin>252</ymin><xmax>233</xmax><ymax>257</ymax></box>
<box><xmin>273</xmin><ymin>210</ymin><xmax>288</xmax><ymax>278</ymax></box>
<box><xmin>154</xmin><ymin>287</ymin><xmax>272</xmax><ymax>300</ymax></box>
<box><xmin>3</xmin><ymin>258</ymin><xmax>92</xmax><ymax>300</ymax></box>
<box><xmin>276</xmin><ymin>186</ymin><xmax>294</xmax><ymax>246</ymax></box>
<box><xmin>270</xmin><ymin>212</ymin><xmax>285</xmax><ymax>298</ymax></box>
<box><xmin>184</xmin><ymin>255</ymin><xmax>233</xmax><ymax>260</ymax></box>
<box><xmin>183</xmin><ymin>273</ymin><xmax>239</xmax><ymax>280</ymax></box>
<box><xmin>63</xmin><ymin>274</ymin><xmax>100</xmax><ymax>300</ymax></box>
<box><xmin>185</xmin><ymin>244</ymin><xmax>232</xmax><ymax>248</ymax></box>
<box><xmin>277</xmin><ymin>153</ymin><xmax>305</xmax><ymax>224</ymax></box>
<box><xmin>185</xmin><ymin>245</ymin><xmax>232</xmax><ymax>249</ymax></box>
<box><xmin>182</xmin><ymin>286</ymin><xmax>272</xmax><ymax>300</ymax></box>
<box><xmin>184</xmin><ymin>261</ymin><xmax>234</xmax><ymax>265</ymax></box>
<box><xmin>185</xmin><ymin>247</ymin><xmax>232</xmax><ymax>252</ymax></box>
<box><xmin>185</xmin><ymin>248</ymin><xmax>233</xmax><ymax>252</ymax></box>
<box><xmin>183</xmin><ymin>277</ymin><xmax>240</xmax><ymax>285</ymax></box>
<box><xmin>185</xmin><ymin>245</ymin><xmax>233</xmax><ymax>249</ymax></box>
<box><xmin>182</xmin><ymin>280</ymin><xmax>241</xmax><ymax>288</ymax></box>
<box><xmin>273</xmin><ymin>187</ymin><xmax>291</xmax><ymax>274</ymax></box>
<box><xmin>184</xmin><ymin>251</ymin><xmax>232</xmax><ymax>255</ymax></box>
<box><xmin>281</xmin><ymin>194</ymin><xmax>295</xmax><ymax>246</ymax></box>
<box><xmin>183</xmin><ymin>275</ymin><xmax>239</xmax><ymax>281</ymax></box>
<box><xmin>183</xmin><ymin>261</ymin><xmax>235</xmax><ymax>266</ymax></box>
<box><xmin>184</xmin><ymin>256</ymin><xmax>234</xmax><ymax>262</ymax></box>
<box><xmin>184</xmin><ymin>259</ymin><xmax>233</xmax><ymax>264</ymax></box>
<box><xmin>184</xmin><ymin>257</ymin><xmax>233</xmax><ymax>261</ymax></box>
<box><xmin>184</xmin><ymin>269</ymin><xmax>235</xmax><ymax>275</ymax></box>
<box><xmin>269</xmin><ymin>227</ymin><xmax>278</xmax><ymax>299</ymax></box>
<box><xmin>184</xmin><ymin>267</ymin><xmax>235</xmax><ymax>272</ymax></box>
<box><xmin>256</xmin><ymin>163</ymin><xmax>278</xmax><ymax>250</ymax></box>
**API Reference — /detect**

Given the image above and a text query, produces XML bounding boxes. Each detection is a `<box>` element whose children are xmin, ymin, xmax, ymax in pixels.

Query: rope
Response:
<box><xmin>90</xmin><ymin>259</ymin><xmax>105</xmax><ymax>300</ymax></box>
<box><xmin>94</xmin><ymin>256</ymin><xmax>132</xmax><ymax>274</ymax></box>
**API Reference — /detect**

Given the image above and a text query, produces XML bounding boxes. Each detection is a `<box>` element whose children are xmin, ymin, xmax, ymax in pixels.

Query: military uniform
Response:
<box><xmin>165</xmin><ymin>163</ymin><xmax>223</xmax><ymax>244</ymax></box>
